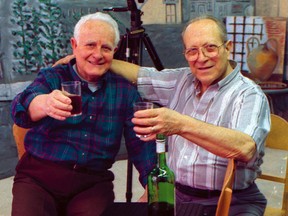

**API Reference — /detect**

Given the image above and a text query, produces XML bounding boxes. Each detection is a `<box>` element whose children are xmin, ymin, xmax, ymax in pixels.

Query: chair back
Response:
<box><xmin>265</xmin><ymin>114</ymin><xmax>288</xmax><ymax>151</ymax></box>
<box><xmin>12</xmin><ymin>124</ymin><xmax>29</xmax><ymax>159</ymax></box>
<box><xmin>215</xmin><ymin>159</ymin><xmax>235</xmax><ymax>216</ymax></box>
<box><xmin>258</xmin><ymin>114</ymin><xmax>288</xmax><ymax>215</ymax></box>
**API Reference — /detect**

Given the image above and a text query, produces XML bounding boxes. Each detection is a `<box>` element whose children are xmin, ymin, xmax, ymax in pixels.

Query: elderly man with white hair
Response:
<box><xmin>11</xmin><ymin>12</ymin><xmax>156</xmax><ymax>216</ymax></box>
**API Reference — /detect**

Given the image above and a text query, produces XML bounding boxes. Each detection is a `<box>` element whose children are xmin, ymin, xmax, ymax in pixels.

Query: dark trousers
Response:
<box><xmin>176</xmin><ymin>182</ymin><xmax>267</xmax><ymax>216</ymax></box>
<box><xmin>12</xmin><ymin>153</ymin><xmax>115</xmax><ymax>216</ymax></box>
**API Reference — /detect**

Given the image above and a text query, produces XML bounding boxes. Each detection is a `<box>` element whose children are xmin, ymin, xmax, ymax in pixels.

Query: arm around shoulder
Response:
<box><xmin>111</xmin><ymin>59</ymin><xmax>140</xmax><ymax>84</ymax></box>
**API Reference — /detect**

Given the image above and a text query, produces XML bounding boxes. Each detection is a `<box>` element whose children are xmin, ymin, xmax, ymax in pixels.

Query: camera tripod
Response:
<box><xmin>103</xmin><ymin>0</ymin><xmax>164</xmax><ymax>204</ymax></box>
<box><xmin>104</xmin><ymin>0</ymin><xmax>164</xmax><ymax>70</ymax></box>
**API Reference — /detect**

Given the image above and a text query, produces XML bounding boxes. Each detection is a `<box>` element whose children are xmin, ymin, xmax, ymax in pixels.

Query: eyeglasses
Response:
<box><xmin>184</xmin><ymin>42</ymin><xmax>226</xmax><ymax>62</ymax></box>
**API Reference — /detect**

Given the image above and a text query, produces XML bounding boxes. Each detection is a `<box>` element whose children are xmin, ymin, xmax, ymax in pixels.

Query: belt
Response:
<box><xmin>176</xmin><ymin>183</ymin><xmax>222</xmax><ymax>198</ymax></box>
<box><xmin>64</xmin><ymin>163</ymin><xmax>102</xmax><ymax>175</ymax></box>
<box><xmin>31</xmin><ymin>154</ymin><xmax>104</xmax><ymax>175</ymax></box>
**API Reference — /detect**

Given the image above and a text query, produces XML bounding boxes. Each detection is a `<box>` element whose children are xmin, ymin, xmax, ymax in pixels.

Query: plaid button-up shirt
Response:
<box><xmin>11</xmin><ymin>59</ymin><xmax>156</xmax><ymax>186</ymax></box>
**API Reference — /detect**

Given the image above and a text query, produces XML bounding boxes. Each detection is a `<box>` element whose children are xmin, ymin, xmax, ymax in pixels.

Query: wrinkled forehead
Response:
<box><xmin>77</xmin><ymin>20</ymin><xmax>115</xmax><ymax>43</ymax></box>
<box><xmin>80</xmin><ymin>20</ymin><xmax>114</xmax><ymax>33</ymax></box>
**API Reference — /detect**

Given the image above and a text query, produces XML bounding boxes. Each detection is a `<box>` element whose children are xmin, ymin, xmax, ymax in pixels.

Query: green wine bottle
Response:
<box><xmin>148</xmin><ymin>134</ymin><xmax>175</xmax><ymax>216</ymax></box>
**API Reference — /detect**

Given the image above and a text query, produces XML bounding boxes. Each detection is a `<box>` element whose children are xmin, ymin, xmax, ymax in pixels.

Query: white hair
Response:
<box><xmin>73</xmin><ymin>12</ymin><xmax>120</xmax><ymax>47</ymax></box>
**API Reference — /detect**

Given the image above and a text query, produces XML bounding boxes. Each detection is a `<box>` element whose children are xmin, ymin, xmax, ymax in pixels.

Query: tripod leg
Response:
<box><xmin>123</xmin><ymin>31</ymin><xmax>143</xmax><ymax>65</ymax></box>
<box><xmin>126</xmin><ymin>159</ymin><xmax>133</xmax><ymax>203</ymax></box>
<box><xmin>115</xmin><ymin>34</ymin><xmax>128</xmax><ymax>61</ymax></box>
<box><xmin>142</xmin><ymin>33</ymin><xmax>164</xmax><ymax>71</ymax></box>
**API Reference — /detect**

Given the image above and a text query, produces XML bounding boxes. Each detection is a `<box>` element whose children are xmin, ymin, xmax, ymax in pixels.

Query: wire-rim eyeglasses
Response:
<box><xmin>183</xmin><ymin>42</ymin><xmax>226</xmax><ymax>61</ymax></box>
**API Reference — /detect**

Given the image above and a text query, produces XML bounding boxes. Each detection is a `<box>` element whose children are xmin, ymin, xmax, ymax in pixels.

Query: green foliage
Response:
<box><xmin>11</xmin><ymin>0</ymin><xmax>73</xmax><ymax>74</ymax></box>
<box><xmin>11</xmin><ymin>0</ymin><xmax>33</xmax><ymax>74</ymax></box>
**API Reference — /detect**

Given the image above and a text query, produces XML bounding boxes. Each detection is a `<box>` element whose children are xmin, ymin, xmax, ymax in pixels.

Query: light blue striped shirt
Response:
<box><xmin>137</xmin><ymin>61</ymin><xmax>270</xmax><ymax>190</ymax></box>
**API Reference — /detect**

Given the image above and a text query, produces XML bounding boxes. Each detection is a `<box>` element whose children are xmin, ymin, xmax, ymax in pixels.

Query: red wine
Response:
<box><xmin>68</xmin><ymin>95</ymin><xmax>82</xmax><ymax>115</ymax></box>
<box><xmin>148</xmin><ymin>202</ymin><xmax>174</xmax><ymax>216</ymax></box>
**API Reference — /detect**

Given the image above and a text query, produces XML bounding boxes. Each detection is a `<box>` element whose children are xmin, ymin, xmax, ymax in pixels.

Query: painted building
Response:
<box><xmin>140</xmin><ymin>0</ymin><xmax>255</xmax><ymax>24</ymax></box>
<box><xmin>141</xmin><ymin>0</ymin><xmax>182</xmax><ymax>24</ymax></box>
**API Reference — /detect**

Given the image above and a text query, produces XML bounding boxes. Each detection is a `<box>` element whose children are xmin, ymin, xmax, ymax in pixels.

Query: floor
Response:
<box><xmin>0</xmin><ymin>148</ymin><xmax>286</xmax><ymax>216</ymax></box>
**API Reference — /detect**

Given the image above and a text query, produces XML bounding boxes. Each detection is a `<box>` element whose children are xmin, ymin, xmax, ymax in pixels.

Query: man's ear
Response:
<box><xmin>225</xmin><ymin>40</ymin><xmax>233</xmax><ymax>52</ymax></box>
<box><xmin>113</xmin><ymin>47</ymin><xmax>118</xmax><ymax>54</ymax></box>
<box><xmin>71</xmin><ymin>37</ymin><xmax>77</xmax><ymax>50</ymax></box>
<box><xmin>225</xmin><ymin>40</ymin><xmax>233</xmax><ymax>59</ymax></box>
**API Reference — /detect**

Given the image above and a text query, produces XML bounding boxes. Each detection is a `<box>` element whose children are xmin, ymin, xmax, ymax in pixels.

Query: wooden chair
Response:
<box><xmin>215</xmin><ymin>159</ymin><xmax>235</xmax><ymax>216</ymax></box>
<box><xmin>258</xmin><ymin>114</ymin><xmax>288</xmax><ymax>216</ymax></box>
<box><xmin>12</xmin><ymin>124</ymin><xmax>29</xmax><ymax>159</ymax></box>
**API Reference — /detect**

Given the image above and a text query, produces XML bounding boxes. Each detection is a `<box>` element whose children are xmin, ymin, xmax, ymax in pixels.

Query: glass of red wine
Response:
<box><xmin>61</xmin><ymin>81</ymin><xmax>82</xmax><ymax>116</ymax></box>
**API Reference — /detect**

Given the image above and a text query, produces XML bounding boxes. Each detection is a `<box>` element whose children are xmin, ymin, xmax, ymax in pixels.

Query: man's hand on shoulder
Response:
<box><xmin>52</xmin><ymin>54</ymin><xmax>75</xmax><ymax>67</ymax></box>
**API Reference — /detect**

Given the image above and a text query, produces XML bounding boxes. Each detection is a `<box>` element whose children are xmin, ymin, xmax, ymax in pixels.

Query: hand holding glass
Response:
<box><xmin>133</xmin><ymin>102</ymin><xmax>153</xmax><ymax>138</ymax></box>
<box><xmin>61</xmin><ymin>81</ymin><xmax>82</xmax><ymax>116</ymax></box>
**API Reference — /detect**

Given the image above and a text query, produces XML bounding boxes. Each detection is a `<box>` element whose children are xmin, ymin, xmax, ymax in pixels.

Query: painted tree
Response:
<box><xmin>11</xmin><ymin>0</ymin><xmax>72</xmax><ymax>74</ymax></box>
<box><xmin>11</xmin><ymin>0</ymin><xmax>34</xmax><ymax>74</ymax></box>
<box><xmin>38</xmin><ymin>0</ymin><xmax>68</xmax><ymax>65</ymax></box>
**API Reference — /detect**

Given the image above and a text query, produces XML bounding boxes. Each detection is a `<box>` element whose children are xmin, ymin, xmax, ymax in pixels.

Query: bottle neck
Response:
<box><xmin>156</xmin><ymin>140</ymin><xmax>167</xmax><ymax>167</ymax></box>
<box><xmin>158</xmin><ymin>152</ymin><xmax>167</xmax><ymax>167</ymax></box>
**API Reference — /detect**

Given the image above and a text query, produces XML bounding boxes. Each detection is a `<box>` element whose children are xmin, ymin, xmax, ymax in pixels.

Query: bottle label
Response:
<box><xmin>156</xmin><ymin>142</ymin><xmax>165</xmax><ymax>153</ymax></box>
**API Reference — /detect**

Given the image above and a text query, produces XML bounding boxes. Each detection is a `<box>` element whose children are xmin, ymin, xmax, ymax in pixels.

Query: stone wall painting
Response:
<box><xmin>5</xmin><ymin>0</ymin><xmax>116</xmax><ymax>82</ymax></box>
<box><xmin>1</xmin><ymin>0</ymin><xmax>256</xmax><ymax>81</ymax></box>
<box><xmin>10</xmin><ymin>0</ymin><xmax>81</xmax><ymax>75</ymax></box>
<box><xmin>0</xmin><ymin>41</ymin><xmax>3</xmax><ymax>79</ymax></box>
<box><xmin>187</xmin><ymin>0</ymin><xmax>254</xmax><ymax>21</ymax></box>
<box><xmin>0</xmin><ymin>0</ymin><xmax>123</xmax><ymax>100</ymax></box>
<box><xmin>1</xmin><ymin>0</ymin><xmax>286</xmax><ymax>89</ymax></box>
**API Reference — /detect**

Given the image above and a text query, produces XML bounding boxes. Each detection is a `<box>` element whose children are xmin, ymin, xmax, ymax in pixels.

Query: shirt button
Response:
<box><xmin>90</xmin><ymin>116</ymin><xmax>93</xmax><ymax>119</ymax></box>
<box><xmin>82</xmin><ymin>153</ymin><xmax>85</xmax><ymax>156</ymax></box>
<box><xmin>84</xmin><ymin>134</ymin><xmax>87</xmax><ymax>137</ymax></box>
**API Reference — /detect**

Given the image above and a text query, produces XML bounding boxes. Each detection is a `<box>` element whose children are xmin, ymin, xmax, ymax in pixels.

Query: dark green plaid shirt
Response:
<box><xmin>11</xmin><ymin>60</ymin><xmax>156</xmax><ymax>186</ymax></box>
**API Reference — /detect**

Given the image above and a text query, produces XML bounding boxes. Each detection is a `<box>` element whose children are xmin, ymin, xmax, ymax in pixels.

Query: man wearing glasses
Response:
<box><xmin>109</xmin><ymin>15</ymin><xmax>270</xmax><ymax>215</ymax></box>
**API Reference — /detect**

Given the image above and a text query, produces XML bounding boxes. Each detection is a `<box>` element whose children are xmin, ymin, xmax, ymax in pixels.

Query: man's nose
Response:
<box><xmin>92</xmin><ymin>47</ymin><xmax>104</xmax><ymax>58</ymax></box>
<box><xmin>197</xmin><ymin>48</ymin><xmax>209</xmax><ymax>61</ymax></box>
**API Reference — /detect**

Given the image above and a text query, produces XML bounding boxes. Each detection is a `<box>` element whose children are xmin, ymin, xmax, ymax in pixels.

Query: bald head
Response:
<box><xmin>182</xmin><ymin>15</ymin><xmax>228</xmax><ymax>44</ymax></box>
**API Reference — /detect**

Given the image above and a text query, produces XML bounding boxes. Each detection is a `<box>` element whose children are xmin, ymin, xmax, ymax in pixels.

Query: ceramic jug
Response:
<box><xmin>246</xmin><ymin>37</ymin><xmax>278</xmax><ymax>82</ymax></box>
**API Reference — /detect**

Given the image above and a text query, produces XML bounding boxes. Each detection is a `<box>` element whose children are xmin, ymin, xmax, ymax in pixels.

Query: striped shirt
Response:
<box><xmin>137</xmin><ymin>61</ymin><xmax>270</xmax><ymax>190</ymax></box>
<box><xmin>11</xmin><ymin>59</ymin><xmax>156</xmax><ymax>186</ymax></box>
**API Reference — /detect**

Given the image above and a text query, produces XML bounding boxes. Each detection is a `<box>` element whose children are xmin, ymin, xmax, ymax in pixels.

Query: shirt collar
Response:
<box><xmin>218</xmin><ymin>60</ymin><xmax>240</xmax><ymax>88</ymax></box>
<box><xmin>68</xmin><ymin>58</ymin><xmax>108</xmax><ymax>92</ymax></box>
<box><xmin>193</xmin><ymin>60</ymin><xmax>240</xmax><ymax>92</ymax></box>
